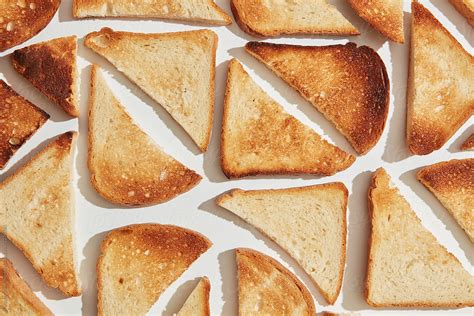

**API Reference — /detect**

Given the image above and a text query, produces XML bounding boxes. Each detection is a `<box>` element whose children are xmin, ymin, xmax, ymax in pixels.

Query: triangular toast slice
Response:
<box><xmin>367</xmin><ymin>168</ymin><xmax>474</xmax><ymax>307</ymax></box>
<box><xmin>461</xmin><ymin>133</ymin><xmax>474</xmax><ymax>150</ymax></box>
<box><xmin>73</xmin><ymin>0</ymin><xmax>231</xmax><ymax>25</ymax></box>
<box><xmin>407</xmin><ymin>2</ymin><xmax>474</xmax><ymax>155</ymax></box>
<box><xmin>88</xmin><ymin>66</ymin><xmax>201</xmax><ymax>206</ymax></box>
<box><xmin>97</xmin><ymin>224</ymin><xmax>212</xmax><ymax>315</ymax></box>
<box><xmin>0</xmin><ymin>132</ymin><xmax>81</xmax><ymax>297</ymax></box>
<box><xmin>417</xmin><ymin>159</ymin><xmax>474</xmax><ymax>242</ymax></box>
<box><xmin>0</xmin><ymin>258</ymin><xmax>53</xmax><ymax>315</ymax></box>
<box><xmin>85</xmin><ymin>28</ymin><xmax>217</xmax><ymax>151</ymax></box>
<box><xmin>177</xmin><ymin>277</ymin><xmax>210</xmax><ymax>316</ymax></box>
<box><xmin>231</xmin><ymin>0</ymin><xmax>358</xmax><ymax>37</ymax></box>
<box><xmin>450</xmin><ymin>0</ymin><xmax>474</xmax><ymax>26</ymax></box>
<box><xmin>0</xmin><ymin>80</ymin><xmax>49</xmax><ymax>169</ymax></box>
<box><xmin>221</xmin><ymin>59</ymin><xmax>355</xmax><ymax>178</ymax></box>
<box><xmin>246</xmin><ymin>42</ymin><xmax>390</xmax><ymax>155</ymax></box>
<box><xmin>348</xmin><ymin>0</ymin><xmax>404</xmax><ymax>43</ymax></box>
<box><xmin>217</xmin><ymin>183</ymin><xmax>348</xmax><ymax>304</ymax></box>
<box><xmin>12</xmin><ymin>36</ymin><xmax>79</xmax><ymax>117</ymax></box>
<box><xmin>236</xmin><ymin>248</ymin><xmax>315</xmax><ymax>315</ymax></box>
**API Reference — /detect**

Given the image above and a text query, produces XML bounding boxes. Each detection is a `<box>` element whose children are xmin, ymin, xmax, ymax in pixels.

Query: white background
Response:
<box><xmin>0</xmin><ymin>0</ymin><xmax>472</xmax><ymax>315</ymax></box>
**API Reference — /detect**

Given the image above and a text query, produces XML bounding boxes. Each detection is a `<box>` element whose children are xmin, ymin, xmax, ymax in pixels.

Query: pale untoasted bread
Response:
<box><xmin>217</xmin><ymin>183</ymin><xmax>348</xmax><ymax>304</ymax></box>
<box><xmin>12</xmin><ymin>36</ymin><xmax>79</xmax><ymax>117</ymax></box>
<box><xmin>407</xmin><ymin>2</ymin><xmax>474</xmax><ymax>155</ymax></box>
<box><xmin>246</xmin><ymin>42</ymin><xmax>390</xmax><ymax>155</ymax></box>
<box><xmin>73</xmin><ymin>0</ymin><xmax>231</xmax><ymax>25</ymax></box>
<box><xmin>461</xmin><ymin>133</ymin><xmax>474</xmax><ymax>150</ymax></box>
<box><xmin>0</xmin><ymin>0</ymin><xmax>59</xmax><ymax>52</ymax></box>
<box><xmin>88</xmin><ymin>65</ymin><xmax>201</xmax><ymax>206</ymax></box>
<box><xmin>348</xmin><ymin>0</ymin><xmax>404</xmax><ymax>43</ymax></box>
<box><xmin>177</xmin><ymin>277</ymin><xmax>210</xmax><ymax>316</ymax></box>
<box><xmin>97</xmin><ymin>224</ymin><xmax>212</xmax><ymax>316</ymax></box>
<box><xmin>0</xmin><ymin>80</ymin><xmax>49</xmax><ymax>169</ymax></box>
<box><xmin>417</xmin><ymin>159</ymin><xmax>474</xmax><ymax>242</ymax></box>
<box><xmin>236</xmin><ymin>248</ymin><xmax>315</xmax><ymax>315</ymax></box>
<box><xmin>0</xmin><ymin>258</ymin><xmax>53</xmax><ymax>316</ymax></box>
<box><xmin>450</xmin><ymin>0</ymin><xmax>474</xmax><ymax>26</ymax></box>
<box><xmin>0</xmin><ymin>132</ymin><xmax>81</xmax><ymax>297</ymax></box>
<box><xmin>221</xmin><ymin>59</ymin><xmax>355</xmax><ymax>178</ymax></box>
<box><xmin>367</xmin><ymin>168</ymin><xmax>474</xmax><ymax>307</ymax></box>
<box><xmin>85</xmin><ymin>28</ymin><xmax>217</xmax><ymax>151</ymax></box>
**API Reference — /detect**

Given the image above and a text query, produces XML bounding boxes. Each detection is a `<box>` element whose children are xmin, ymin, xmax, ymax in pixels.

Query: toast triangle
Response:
<box><xmin>407</xmin><ymin>1</ymin><xmax>474</xmax><ymax>155</ymax></box>
<box><xmin>88</xmin><ymin>66</ymin><xmax>201</xmax><ymax>206</ymax></box>
<box><xmin>97</xmin><ymin>224</ymin><xmax>212</xmax><ymax>316</ymax></box>
<box><xmin>85</xmin><ymin>28</ymin><xmax>217</xmax><ymax>151</ymax></box>
<box><xmin>450</xmin><ymin>0</ymin><xmax>474</xmax><ymax>26</ymax></box>
<box><xmin>417</xmin><ymin>158</ymin><xmax>474</xmax><ymax>242</ymax></box>
<box><xmin>177</xmin><ymin>277</ymin><xmax>210</xmax><ymax>316</ymax></box>
<box><xmin>367</xmin><ymin>168</ymin><xmax>474</xmax><ymax>307</ymax></box>
<box><xmin>221</xmin><ymin>59</ymin><xmax>355</xmax><ymax>178</ymax></box>
<box><xmin>0</xmin><ymin>132</ymin><xmax>81</xmax><ymax>297</ymax></box>
<box><xmin>236</xmin><ymin>248</ymin><xmax>315</xmax><ymax>315</ymax></box>
<box><xmin>461</xmin><ymin>133</ymin><xmax>474</xmax><ymax>150</ymax></box>
<box><xmin>245</xmin><ymin>42</ymin><xmax>390</xmax><ymax>155</ymax></box>
<box><xmin>12</xmin><ymin>36</ymin><xmax>79</xmax><ymax>117</ymax></box>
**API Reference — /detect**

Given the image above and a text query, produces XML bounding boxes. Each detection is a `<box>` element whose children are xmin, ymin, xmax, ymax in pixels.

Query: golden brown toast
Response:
<box><xmin>461</xmin><ymin>133</ymin><xmax>474</xmax><ymax>150</ymax></box>
<box><xmin>177</xmin><ymin>277</ymin><xmax>210</xmax><ymax>316</ymax></box>
<box><xmin>450</xmin><ymin>0</ymin><xmax>474</xmax><ymax>26</ymax></box>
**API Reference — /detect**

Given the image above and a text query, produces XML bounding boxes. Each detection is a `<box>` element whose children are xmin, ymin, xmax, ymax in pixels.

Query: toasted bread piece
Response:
<box><xmin>0</xmin><ymin>80</ymin><xmax>49</xmax><ymax>169</ymax></box>
<box><xmin>0</xmin><ymin>258</ymin><xmax>53</xmax><ymax>316</ymax></box>
<box><xmin>407</xmin><ymin>2</ymin><xmax>474</xmax><ymax>155</ymax></box>
<box><xmin>73</xmin><ymin>0</ymin><xmax>231</xmax><ymax>25</ymax></box>
<box><xmin>177</xmin><ymin>277</ymin><xmax>210</xmax><ymax>316</ymax></box>
<box><xmin>12</xmin><ymin>36</ymin><xmax>79</xmax><ymax>117</ymax></box>
<box><xmin>88</xmin><ymin>66</ymin><xmax>201</xmax><ymax>206</ymax></box>
<box><xmin>0</xmin><ymin>0</ymin><xmax>59</xmax><ymax>52</ymax></box>
<box><xmin>323</xmin><ymin>313</ymin><xmax>359</xmax><ymax>316</ymax></box>
<box><xmin>417</xmin><ymin>159</ymin><xmax>474</xmax><ymax>242</ymax></box>
<box><xmin>231</xmin><ymin>0</ymin><xmax>358</xmax><ymax>37</ymax></box>
<box><xmin>450</xmin><ymin>0</ymin><xmax>474</xmax><ymax>26</ymax></box>
<box><xmin>0</xmin><ymin>132</ymin><xmax>81</xmax><ymax>297</ymax></box>
<box><xmin>367</xmin><ymin>168</ymin><xmax>474</xmax><ymax>307</ymax></box>
<box><xmin>236</xmin><ymin>248</ymin><xmax>315</xmax><ymax>315</ymax></box>
<box><xmin>97</xmin><ymin>224</ymin><xmax>212</xmax><ymax>316</ymax></box>
<box><xmin>221</xmin><ymin>59</ymin><xmax>355</xmax><ymax>178</ymax></box>
<box><xmin>85</xmin><ymin>28</ymin><xmax>217</xmax><ymax>151</ymax></box>
<box><xmin>461</xmin><ymin>133</ymin><xmax>474</xmax><ymax>150</ymax></box>
<box><xmin>246</xmin><ymin>42</ymin><xmax>390</xmax><ymax>155</ymax></box>
<box><xmin>347</xmin><ymin>0</ymin><xmax>404</xmax><ymax>43</ymax></box>
<box><xmin>218</xmin><ymin>183</ymin><xmax>347</xmax><ymax>304</ymax></box>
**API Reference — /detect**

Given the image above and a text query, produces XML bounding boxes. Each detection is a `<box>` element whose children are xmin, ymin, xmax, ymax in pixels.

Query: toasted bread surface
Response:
<box><xmin>417</xmin><ymin>159</ymin><xmax>474</xmax><ymax>242</ymax></box>
<box><xmin>450</xmin><ymin>0</ymin><xmax>474</xmax><ymax>26</ymax></box>
<box><xmin>231</xmin><ymin>0</ymin><xmax>358</xmax><ymax>37</ymax></box>
<box><xmin>73</xmin><ymin>0</ymin><xmax>231</xmax><ymax>25</ymax></box>
<box><xmin>0</xmin><ymin>132</ymin><xmax>81</xmax><ymax>297</ymax></box>
<box><xmin>85</xmin><ymin>28</ymin><xmax>217</xmax><ymax>151</ymax></box>
<box><xmin>367</xmin><ymin>168</ymin><xmax>474</xmax><ymax>307</ymax></box>
<box><xmin>221</xmin><ymin>59</ymin><xmax>355</xmax><ymax>178</ymax></box>
<box><xmin>407</xmin><ymin>2</ymin><xmax>474</xmax><ymax>155</ymax></box>
<box><xmin>97</xmin><ymin>224</ymin><xmax>212</xmax><ymax>316</ymax></box>
<box><xmin>177</xmin><ymin>277</ymin><xmax>210</xmax><ymax>316</ymax></box>
<box><xmin>246</xmin><ymin>42</ymin><xmax>390</xmax><ymax>155</ymax></box>
<box><xmin>461</xmin><ymin>133</ymin><xmax>474</xmax><ymax>150</ymax></box>
<box><xmin>0</xmin><ymin>80</ymin><xmax>49</xmax><ymax>169</ymax></box>
<box><xmin>0</xmin><ymin>0</ymin><xmax>59</xmax><ymax>52</ymax></box>
<box><xmin>236</xmin><ymin>248</ymin><xmax>315</xmax><ymax>315</ymax></box>
<box><xmin>217</xmin><ymin>183</ymin><xmax>348</xmax><ymax>304</ymax></box>
<box><xmin>88</xmin><ymin>66</ymin><xmax>201</xmax><ymax>206</ymax></box>
<box><xmin>12</xmin><ymin>36</ymin><xmax>79</xmax><ymax>117</ymax></box>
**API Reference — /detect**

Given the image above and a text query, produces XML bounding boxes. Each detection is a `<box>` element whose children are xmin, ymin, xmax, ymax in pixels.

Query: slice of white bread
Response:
<box><xmin>0</xmin><ymin>258</ymin><xmax>53</xmax><ymax>316</ymax></box>
<box><xmin>73</xmin><ymin>0</ymin><xmax>231</xmax><ymax>25</ymax></box>
<box><xmin>417</xmin><ymin>159</ymin><xmax>474</xmax><ymax>242</ymax></box>
<box><xmin>367</xmin><ymin>168</ymin><xmax>474</xmax><ymax>307</ymax></box>
<box><xmin>85</xmin><ymin>28</ymin><xmax>217</xmax><ymax>152</ymax></box>
<box><xmin>450</xmin><ymin>0</ymin><xmax>474</xmax><ymax>26</ymax></box>
<box><xmin>407</xmin><ymin>1</ymin><xmax>474</xmax><ymax>155</ymax></box>
<box><xmin>221</xmin><ymin>59</ymin><xmax>355</xmax><ymax>178</ymax></box>
<box><xmin>236</xmin><ymin>248</ymin><xmax>315</xmax><ymax>315</ymax></box>
<box><xmin>12</xmin><ymin>36</ymin><xmax>79</xmax><ymax>117</ymax></box>
<box><xmin>97</xmin><ymin>224</ymin><xmax>212</xmax><ymax>316</ymax></box>
<box><xmin>177</xmin><ymin>277</ymin><xmax>210</xmax><ymax>316</ymax></box>
<box><xmin>461</xmin><ymin>133</ymin><xmax>474</xmax><ymax>150</ymax></box>
<box><xmin>0</xmin><ymin>132</ymin><xmax>81</xmax><ymax>297</ymax></box>
<box><xmin>217</xmin><ymin>183</ymin><xmax>348</xmax><ymax>304</ymax></box>
<box><xmin>88</xmin><ymin>65</ymin><xmax>201</xmax><ymax>206</ymax></box>
<box><xmin>347</xmin><ymin>0</ymin><xmax>404</xmax><ymax>43</ymax></box>
<box><xmin>245</xmin><ymin>42</ymin><xmax>390</xmax><ymax>155</ymax></box>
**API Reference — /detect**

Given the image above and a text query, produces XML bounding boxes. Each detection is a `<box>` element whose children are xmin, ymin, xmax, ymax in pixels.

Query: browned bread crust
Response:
<box><xmin>461</xmin><ymin>133</ymin><xmax>474</xmax><ymax>150</ymax></box>
<box><xmin>450</xmin><ymin>0</ymin><xmax>474</xmax><ymax>26</ymax></box>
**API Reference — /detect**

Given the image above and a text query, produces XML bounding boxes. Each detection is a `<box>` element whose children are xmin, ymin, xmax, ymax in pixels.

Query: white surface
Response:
<box><xmin>0</xmin><ymin>0</ymin><xmax>473</xmax><ymax>315</ymax></box>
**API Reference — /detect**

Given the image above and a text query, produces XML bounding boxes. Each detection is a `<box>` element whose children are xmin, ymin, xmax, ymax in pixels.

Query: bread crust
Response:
<box><xmin>177</xmin><ymin>276</ymin><xmax>211</xmax><ymax>316</ymax></box>
<box><xmin>450</xmin><ymin>0</ymin><xmax>474</xmax><ymax>26</ymax></box>
<box><xmin>461</xmin><ymin>133</ymin><xmax>474</xmax><ymax>150</ymax></box>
